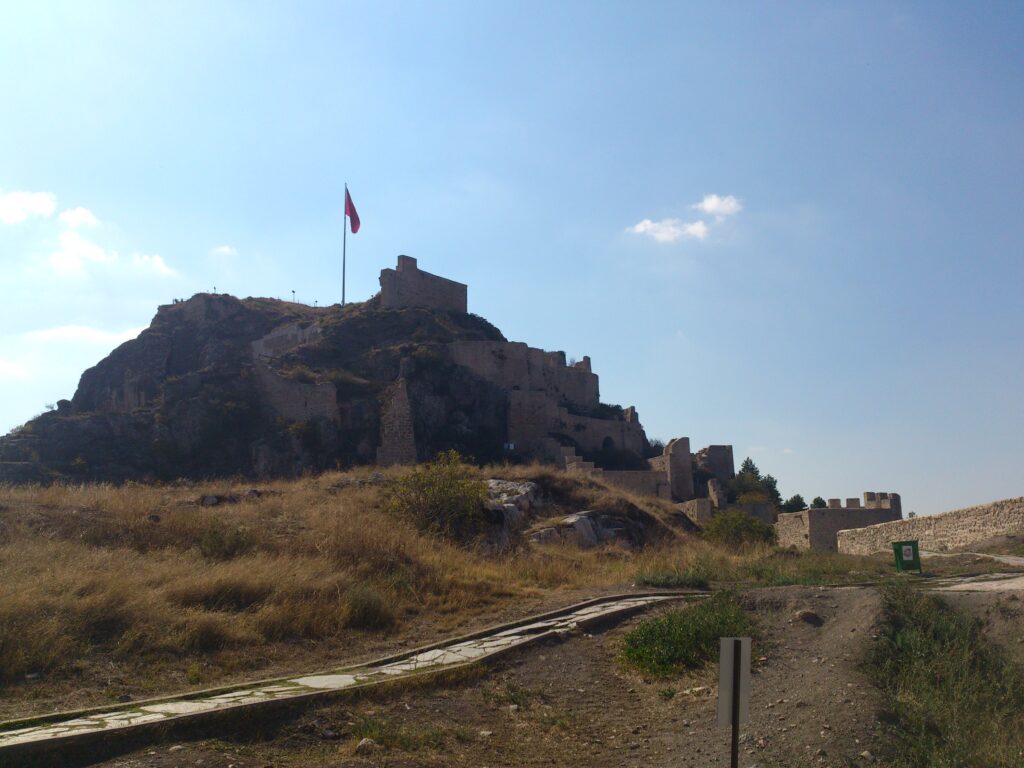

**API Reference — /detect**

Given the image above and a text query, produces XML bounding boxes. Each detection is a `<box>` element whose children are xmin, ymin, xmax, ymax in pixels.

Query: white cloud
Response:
<box><xmin>24</xmin><ymin>325</ymin><xmax>144</xmax><ymax>345</ymax></box>
<box><xmin>131</xmin><ymin>253</ymin><xmax>176</xmax><ymax>277</ymax></box>
<box><xmin>0</xmin><ymin>189</ymin><xmax>57</xmax><ymax>224</ymax></box>
<box><xmin>48</xmin><ymin>231</ymin><xmax>116</xmax><ymax>275</ymax></box>
<box><xmin>58</xmin><ymin>207</ymin><xmax>98</xmax><ymax>228</ymax></box>
<box><xmin>628</xmin><ymin>218</ymin><xmax>709</xmax><ymax>243</ymax></box>
<box><xmin>692</xmin><ymin>194</ymin><xmax>743</xmax><ymax>221</ymax></box>
<box><xmin>210</xmin><ymin>244</ymin><xmax>237</xmax><ymax>257</ymax></box>
<box><xmin>782</xmin><ymin>447</ymin><xmax>794</xmax><ymax>454</ymax></box>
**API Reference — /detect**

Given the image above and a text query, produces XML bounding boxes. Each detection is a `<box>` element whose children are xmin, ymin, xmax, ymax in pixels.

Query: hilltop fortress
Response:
<box><xmin>0</xmin><ymin>256</ymin><xmax>732</xmax><ymax>505</ymax></box>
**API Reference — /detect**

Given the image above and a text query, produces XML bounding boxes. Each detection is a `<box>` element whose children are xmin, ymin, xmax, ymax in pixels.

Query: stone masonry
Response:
<box><xmin>776</xmin><ymin>492</ymin><xmax>902</xmax><ymax>551</ymax></box>
<box><xmin>379</xmin><ymin>255</ymin><xmax>468</xmax><ymax>313</ymax></box>
<box><xmin>376</xmin><ymin>378</ymin><xmax>418</xmax><ymax>466</ymax></box>
<box><xmin>837</xmin><ymin>497</ymin><xmax>1024</xmax><ymax>554</ymax></box>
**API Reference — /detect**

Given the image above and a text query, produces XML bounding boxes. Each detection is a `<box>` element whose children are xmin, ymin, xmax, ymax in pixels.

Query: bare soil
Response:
<box><xmin>95</xmin><ymin>585</ymin><xmax>896</xmax><ymax>768</ymax></box>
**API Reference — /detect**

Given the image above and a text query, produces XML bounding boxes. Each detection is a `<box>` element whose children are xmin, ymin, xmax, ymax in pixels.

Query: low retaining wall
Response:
<box><xmin>837</xmin><ymin>497</ymin><xmax>1024</xmax><ymax>554</ymax></box>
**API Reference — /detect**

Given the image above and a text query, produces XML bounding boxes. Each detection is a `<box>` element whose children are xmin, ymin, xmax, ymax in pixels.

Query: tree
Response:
<box><xmin>781</xmin><ymin>494</ymin><xmax>807</xmax><ymax>513</ymax></box>
<box><xmin>811</xmin><ymin>496</ymin><xmax>827</xmax><ymax>509</ymax></box>
<box><xmin>731</xmin><ymin>458</ymin><xmax>783</xmax><ymax>508</ymax></box>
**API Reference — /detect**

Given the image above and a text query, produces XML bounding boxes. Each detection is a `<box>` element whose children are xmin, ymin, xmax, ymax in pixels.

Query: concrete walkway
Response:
<box><xmin>0</xmin><ymin>592</ymin><xmax>694</xmax><ymax>764</ymax></box>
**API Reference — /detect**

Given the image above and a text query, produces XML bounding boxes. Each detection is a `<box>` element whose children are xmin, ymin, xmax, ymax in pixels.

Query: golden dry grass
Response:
<box><xmin>0</xmin><ymin>464</ymin><xmax>891</xmax><ymax>714</ymax></box>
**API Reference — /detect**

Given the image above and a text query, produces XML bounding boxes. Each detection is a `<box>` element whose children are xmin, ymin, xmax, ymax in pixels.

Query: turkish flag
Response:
<box><xmin>345</xmin><ymin>188</ymin><xmax>360</xmax><ymax>233</ymax></box>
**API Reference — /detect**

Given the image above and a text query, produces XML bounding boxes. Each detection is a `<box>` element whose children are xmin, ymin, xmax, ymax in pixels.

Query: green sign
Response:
<box><xmin>892</xmin><ymin>540</ymin><xmax>922</xmax><ymax>573</ymax></box>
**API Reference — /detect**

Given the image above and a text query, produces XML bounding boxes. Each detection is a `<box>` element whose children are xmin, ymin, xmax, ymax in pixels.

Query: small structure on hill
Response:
<box><xmin>379</xmin><ymin>255</ymin><xmax>467</xmax><ymax>313</ymax></box>
<box><xmin>776</xmin><ymin>492</ymin><xmax>902</xmax><ymax>551</ymax></box>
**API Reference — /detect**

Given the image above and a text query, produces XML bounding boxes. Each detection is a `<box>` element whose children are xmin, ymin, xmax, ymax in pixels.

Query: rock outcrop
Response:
<box><xmin>0</xmin><ymin>290</ymin><xmax>653</xmax><ymax>483</ymax></box>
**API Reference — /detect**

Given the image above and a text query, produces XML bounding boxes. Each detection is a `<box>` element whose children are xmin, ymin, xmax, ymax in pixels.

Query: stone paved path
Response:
<box><xmin>0</xmin><ymin>593</ymin><xmax>690</xmax><ymax>761</ymax></box>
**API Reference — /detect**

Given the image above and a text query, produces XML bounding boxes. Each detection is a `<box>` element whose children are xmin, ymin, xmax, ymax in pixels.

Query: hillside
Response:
<box><xmin>0</xmin><ymin>289</ymin><xmax>649</xmax><ymax>483</ymax></box>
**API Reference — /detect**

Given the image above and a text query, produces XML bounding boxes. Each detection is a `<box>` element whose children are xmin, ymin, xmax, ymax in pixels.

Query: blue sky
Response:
<box><xmin>1</xmin><ymin>1</ymin><xmax>1021</xmax><ymax>514</ymax></box>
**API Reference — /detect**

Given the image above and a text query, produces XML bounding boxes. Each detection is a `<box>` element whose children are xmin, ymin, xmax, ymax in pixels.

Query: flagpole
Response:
<box><xmin>342</xmin><ymin>182</ymin><xmax>347</xmax><ymax>307</ymax></box>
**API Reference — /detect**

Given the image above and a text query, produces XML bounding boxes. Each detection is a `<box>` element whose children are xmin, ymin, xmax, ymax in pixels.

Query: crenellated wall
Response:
<box><xmin>776</xmin><ymin>493</ymin><xmax>902</xmax><ymax>551</ymax></box>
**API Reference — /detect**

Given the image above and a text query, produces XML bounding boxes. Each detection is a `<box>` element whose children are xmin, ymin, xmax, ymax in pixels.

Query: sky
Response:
<box><xmin>1</xmin><ymin>1</ymin><xmax>1021</xmax><ymax>514</ymax></box>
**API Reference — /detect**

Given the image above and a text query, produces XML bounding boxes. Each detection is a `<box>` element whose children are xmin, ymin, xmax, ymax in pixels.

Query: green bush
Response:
<box><xmin>866</xmin><ymin>584</ymin><xmax>1024</xmax><ymax>767</ymax></box>
<box><xmin>198</xmin><ymin>524</ymin><xmax>254</xmax><ymax>560</ymax></box>
<box><xmin>384</xmin><ymin>450</ymin><xmax>487</xmax><ymax>542</ymax></box>
<box><xmin>635</xmin><ymin>560</ymin><xmax>713</xmax><ymax>590</ymax></box>
<box><xmin>622</xmin><ymin>591</ymin><xmax>754</xmax><ymax>676</ymax></box>
<box><xmin>703</xmin><ymin>509</ymin><xmax>776</xmax><ymax>548</ymax></box>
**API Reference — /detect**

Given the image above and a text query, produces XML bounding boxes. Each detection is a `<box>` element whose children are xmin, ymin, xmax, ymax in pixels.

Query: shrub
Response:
<box><xmin>384</xmin><ymin>450</ymin><xmax>487</xmax><ymax>541</ymax></box>
<box><xmin>344</xmin><ymin>585</ymin><xmax>397</xmax><ymax>630</ymax></box>
<box><xmin>703</xmin><ymin>509</ymin><xmax>777</xmax><ymax>548</ymax></box>
<box><xmin>198</xmin><ymin>524</ymin><xmax>254</xmax><ymax>560</ymax></box>
<box><xmin>622</xmin><ymin>592</ymin><xmax>754</xmax><ymax>676</ymax></box>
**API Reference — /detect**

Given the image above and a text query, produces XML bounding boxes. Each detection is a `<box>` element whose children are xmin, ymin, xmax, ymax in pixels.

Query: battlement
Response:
<box><xmin>777</xmin><ymin>490</ymin><xmax>903</xmax><ymax>551</ymax></box>
<box><xmin>379</xmin><ymin>255</ymin><xmax>468</xmax><ymax>313</ymax></box>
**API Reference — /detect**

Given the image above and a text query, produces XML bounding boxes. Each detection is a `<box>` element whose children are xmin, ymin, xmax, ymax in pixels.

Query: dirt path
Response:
<box><xmin>96</xmin><ymin>585</ymin><xmax>892</xmax><ymax>768</ymax></box>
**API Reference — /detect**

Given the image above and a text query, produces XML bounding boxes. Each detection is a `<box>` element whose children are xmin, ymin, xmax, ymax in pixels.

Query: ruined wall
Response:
<box><xmin>837</xmin><ymin>498</ymin><xmax>1024</xmax><ymax>555</ymax></box>
<box><xmin>678</xmin><ymin>498</ymin><xmax>714</xmax><ymax>526</ymax></box>
<box><xmin>665</xmin><ymin>437</ymin><xmax>695</xmax><ymax>502</ymax></box>
<box><xmin>601</xmin><ymin>470</ymin><xmax>671</xmax><ymax>500</ymax></box>
<box><xmin>506</xmin><ymin>390</ymin><xmax>646</xmax><ymax>460</ymax></box>
<box><xmin>448</xmin><ymin>341</ymin><xmax>599</xmax><ymax>411</ymax></box>
<box><xmin>376</xmin><ymin>378</ymin><xmax>418</xmax><ymax>466</ymax></box>
<box><xmin>251</xmin><ymin>321</ymin><xmax>322</xmax><ymax>360</ymax></box>
<box><xmin>253</xmin><ymin>363</ymin><xmax>338</xmax><ymax>423</ymax></box>
<box><xmin>777</xmin><ymin>506</ymin><xmax>902</xmax><ymax>551</ymax></box>
<box><xmin>379</xmin><ymin>255</ymin><xmax>467</xmax><ymax>313</ymax></box>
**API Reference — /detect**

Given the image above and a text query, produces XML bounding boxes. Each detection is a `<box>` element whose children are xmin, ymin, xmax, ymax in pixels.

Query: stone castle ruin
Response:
<box><xmin>776</xmin><ymin>492</ymin><xmax>902</xmax><ymax>551</ymax></box>
<box><xmin>373</xmin><ymin>256</ymin><xmax>736</xmax><ymax>508</ymax></box>
<box><xmin>0</xmin><ymin>251</ymin><xmax>909</xmax><ymax>540</ymax></box>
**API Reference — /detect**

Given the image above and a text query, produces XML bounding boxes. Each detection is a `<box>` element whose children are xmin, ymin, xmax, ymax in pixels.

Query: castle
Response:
<box><xmin>373</xmin><ymin>255</ymin><xmax>734</xmax><ymax>506</ymax></box>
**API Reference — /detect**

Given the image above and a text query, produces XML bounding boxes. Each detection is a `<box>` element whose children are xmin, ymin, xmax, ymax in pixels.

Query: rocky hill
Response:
<box><xmin>0</xmin><ymin>283</ymin><xmax>653</xmax><ymax>482</ymax></box>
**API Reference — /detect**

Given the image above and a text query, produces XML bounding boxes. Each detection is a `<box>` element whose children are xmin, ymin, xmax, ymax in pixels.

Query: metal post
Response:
<box><xmin>731</xmin><ymin>637</ymin><xmax>741</xmax><ymax>768</ymax></box>
<box><xmin>342</xmin><ymin>182</ymin><xmax>347</xmax><ymax>307</ymax></box>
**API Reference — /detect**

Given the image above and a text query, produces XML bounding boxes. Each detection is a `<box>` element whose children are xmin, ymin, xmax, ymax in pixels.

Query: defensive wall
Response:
<box><xmin>448</xmin><ymin>341</ymin><xmax>599</xmax><ymax>412</ymax></box>
<box><xmin>379</xmin><ymin>255</ymin><xmax>468</xmax><ymax>313</ymax></box>
<box><xmin>837</xmin><ymin>497</ymin><xmax>1024</xmax><ymax>554</ymax></box>
<box><xmin>776</xmin><ymin>492</ymin><xmax>902</xmax><ymax>551</ymax></box>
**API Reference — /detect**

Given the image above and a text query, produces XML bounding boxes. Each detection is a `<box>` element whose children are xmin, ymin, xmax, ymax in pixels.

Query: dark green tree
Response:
<box><xmin>781</xmin><ymin>494</ymin><xmax>807</xmax><ymax>513</ymax></box>
<box><xmin>811</xmin><ymin>496</ymin><xmax>827</xmax><ymax>509</ymax></box>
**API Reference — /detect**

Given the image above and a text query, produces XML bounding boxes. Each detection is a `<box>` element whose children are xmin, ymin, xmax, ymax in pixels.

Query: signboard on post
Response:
<box><xmin>892</xmin><ymin>540</ymin><xmax>922</xmax><ymax>573</ymax></box>
<box><xmin>718</xmin><ymin>637</ymin><xmax>751</xmax><ymax>768</ymax></box>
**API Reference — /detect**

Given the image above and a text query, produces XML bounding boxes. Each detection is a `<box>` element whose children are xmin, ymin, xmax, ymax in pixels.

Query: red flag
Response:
<box><xmin>345</xmin><ymin>188</ymin><xmax>360</xmax><ymax>233</ymax></box>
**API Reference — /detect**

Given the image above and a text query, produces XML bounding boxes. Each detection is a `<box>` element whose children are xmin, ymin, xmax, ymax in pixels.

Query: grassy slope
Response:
<box><xmin>867</xmin><ymin>584</ymin><xmax>1024</xmax><ymax>767</ymax></box>
<box><xmin>0</xmin><ymin>465</ymin><xmax>893</xmax><ymax>719</ymax></box>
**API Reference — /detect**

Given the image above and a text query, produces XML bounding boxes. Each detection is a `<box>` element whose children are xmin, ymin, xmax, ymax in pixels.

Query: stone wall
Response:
<box><xmin>837</xmin><ymin>497</ymin><xmax>1024</xmax><ymax>555</ymax></box>
<box><xmin>376</xmin><ymin>378</ymin><xmax>418</xmax><ymax>466</ymax></box>
<box><xmin>448</xmin><ymin>340</ymin><xmax>599</xmax><ymax>411</ymax></box>
<box><xmin>678</xmin><ymin>498</ymin><xmax>714</xmax><ymax>526</ymax></box>
<box><xmin>600</xmin><ymin>470</ymin><xmax>671</xmax><ymax>500</ymax></box>
<box><xmin>251</xmin><ymin>321</ymin><xmax>322</xmax><ymax>360</ymax></box>
<box><xmin>253</xmin><ymin>363</ymin><xmax>338</xmax><ymax>423</ymax></box>
<box><xmin>777</xmin><ymin>505</ymin><xmax>902</xmax><ymax>551</ymax></box>
<box><xmin>506</xmin><ymin>390</ymin><xmax>646</xmax><ymax>460</ymax></box>
<box><xmin>379</xmin><ymin>255</ymin><xmax>467</xmax><ymax>313</ymax></box>
<box><xmin>666</xmin><ymin>437</ymin><xmax>695</xmax><ymax>502</ymax></box>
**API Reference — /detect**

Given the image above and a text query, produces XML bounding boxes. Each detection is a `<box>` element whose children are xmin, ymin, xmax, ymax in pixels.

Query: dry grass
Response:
<box><xmin>0</xmin><ymin>464</ymin><xmax>890</xmax><ymax>715</ymax></box>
